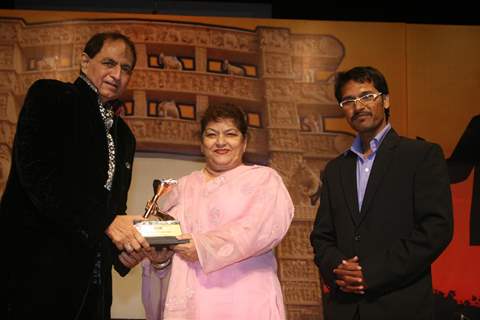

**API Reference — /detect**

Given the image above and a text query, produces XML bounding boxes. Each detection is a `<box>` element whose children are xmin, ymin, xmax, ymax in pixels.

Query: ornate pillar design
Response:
<box><xmin>133</xmin><ymin>90</ymin><xmax>147</xmax><ymax>118</ymax></box>
<box><xmin>135</xmin><ymin>43</ymin><xmax>148</xmax><ymax>69</ymax></box>
<box><xmin>257</xmin><ymin>26</ymin><xmax>325</xmax><ymax>319</ymax></box>
<box><xmin>195</xmin><ymin>94</ymin><xmax>209</xmax><ymax>120</ymax></box>
<box><xmin>195</xmin><ymin>46</ymin><xmax>207</xmax><ymax>73</ymax></box>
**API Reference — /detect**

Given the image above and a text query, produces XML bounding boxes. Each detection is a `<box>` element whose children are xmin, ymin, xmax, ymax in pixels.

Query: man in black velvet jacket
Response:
<box><xmin>1</xmin><ymin>32</ymin><xmax>150</xmax><ymax>319</ymax></box>
<box><xmin>310</xmin><ymin>66</ymin><xmax>453</xmax><ymax>320</ymax></box>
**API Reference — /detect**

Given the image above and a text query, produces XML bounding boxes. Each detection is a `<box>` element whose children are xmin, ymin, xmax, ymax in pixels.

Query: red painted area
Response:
<box><xmin>432</xmin><ymin>174</ymin><xmax>479</xmax><ymax>304</ymax></box>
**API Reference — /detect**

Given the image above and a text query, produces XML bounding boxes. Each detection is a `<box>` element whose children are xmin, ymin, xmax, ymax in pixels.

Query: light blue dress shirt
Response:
<box><xmin>350</xmin><ymin>123</ymin><xmax>391</xmax><ymax>211</ymax></box>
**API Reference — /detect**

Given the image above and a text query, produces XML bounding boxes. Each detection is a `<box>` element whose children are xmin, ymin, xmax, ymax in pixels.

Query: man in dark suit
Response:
<box><xmin>1</xmin><ymin>32</ymin><xmax>150</xmax><ymax>319</ymax></box>
<box><xmin>310</xmin><ymin>66</ymin><xmax>453</xmax><ymax>320</ymax></box>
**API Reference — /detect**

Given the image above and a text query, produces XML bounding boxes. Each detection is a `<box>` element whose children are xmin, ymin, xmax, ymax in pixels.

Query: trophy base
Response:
<box><xmin>147</xmin><ymin>236</ymin><xmax>189</xmax><ymax>248</ymax></box>
<box><xmin>135</xmin><ymin>220</ymin><xmax>188</xmax><ymax>248</ymax></box>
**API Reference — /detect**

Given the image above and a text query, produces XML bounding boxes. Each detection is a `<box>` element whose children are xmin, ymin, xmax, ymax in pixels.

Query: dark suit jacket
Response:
<box><xmin>447</xmin><ymin>115</ymin><xmax>480</xmax><ymax>245</ymax></box>
<box><xmin>1</xmin><ymin>77</ymin><xmax>135</xmax><ymax>320</ymax></box>
<box><xmin>310</xmin><ymin>129</ymin><xmax>453</xmax><ymax>320</ymax></box>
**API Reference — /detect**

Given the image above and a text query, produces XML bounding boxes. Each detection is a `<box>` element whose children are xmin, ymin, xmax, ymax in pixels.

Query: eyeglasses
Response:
<box><xmin>339</xmin><ymin>92</ymin><xmax>383</xmax><ymax>109</ymax></box>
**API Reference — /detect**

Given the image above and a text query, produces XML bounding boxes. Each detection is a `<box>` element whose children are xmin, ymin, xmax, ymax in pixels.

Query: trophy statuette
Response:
<box><xmin>135</xmin><ymin>178</ymin><xmax>188</xmax><ymax>247</ymax></box>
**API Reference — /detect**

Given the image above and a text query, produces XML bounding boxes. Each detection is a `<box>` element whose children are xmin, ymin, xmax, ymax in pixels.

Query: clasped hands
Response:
<box><xmin>333</xmin><ymin>256</ymin><xmax>367</xmax><ymax>294</ymax></box>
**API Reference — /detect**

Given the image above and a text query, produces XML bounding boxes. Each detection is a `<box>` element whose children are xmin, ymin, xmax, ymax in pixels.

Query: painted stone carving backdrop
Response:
<box><xmin>0</xmin><ymin>17</ymin><xmax>353</xmax><ymax>319</ymax></box>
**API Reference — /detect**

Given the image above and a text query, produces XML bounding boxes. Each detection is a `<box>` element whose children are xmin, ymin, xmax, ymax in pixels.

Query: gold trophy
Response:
<box><xmin>135</xmin><ymin>178</ymin><xmax>188</xmax><ymax>247</ymax></box>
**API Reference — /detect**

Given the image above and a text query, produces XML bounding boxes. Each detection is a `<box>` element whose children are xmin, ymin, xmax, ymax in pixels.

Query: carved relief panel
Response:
<box><xmin>267</xmin><ymin>101</ymin><xmax>300</xmax><ymax>129</ymax></box>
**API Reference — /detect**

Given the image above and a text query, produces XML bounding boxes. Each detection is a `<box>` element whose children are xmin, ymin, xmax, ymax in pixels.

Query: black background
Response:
<box><xmin>1</xmin><ymin>0</ymin><xmax>478</xmax><ymax>25</ymax></box>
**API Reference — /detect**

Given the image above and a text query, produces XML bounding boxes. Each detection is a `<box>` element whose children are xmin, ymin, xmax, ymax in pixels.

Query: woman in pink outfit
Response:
<box><xmin>142</xmin><ymin>104</ymin><xmax>294</xmax><ymax>320</ymax></box>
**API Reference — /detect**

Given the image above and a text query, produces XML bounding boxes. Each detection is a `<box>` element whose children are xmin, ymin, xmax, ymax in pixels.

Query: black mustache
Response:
<box><xmin>352</xmin><ymin>111</ymin><xmax>372</xmax><ymax>121</ymax></box>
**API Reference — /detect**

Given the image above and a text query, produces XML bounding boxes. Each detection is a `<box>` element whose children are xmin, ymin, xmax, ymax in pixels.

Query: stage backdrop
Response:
<box><xmin>0</xmin><ymin>9</ymin><xmax>478</xmax><ymax>320</ymax></box>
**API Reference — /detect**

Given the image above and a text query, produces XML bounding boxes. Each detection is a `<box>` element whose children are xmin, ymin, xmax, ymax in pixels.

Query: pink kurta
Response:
<box><xmin>142</xmin><ymin>164</ymin><xmax>294</xmax><ymax>320</ymax></box>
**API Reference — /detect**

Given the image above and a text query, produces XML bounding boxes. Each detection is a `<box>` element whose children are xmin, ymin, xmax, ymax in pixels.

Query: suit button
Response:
<box><xmin>354</xmin><ymin>235</ymin><xmax>361</xmax><ymax>241</ymax></box>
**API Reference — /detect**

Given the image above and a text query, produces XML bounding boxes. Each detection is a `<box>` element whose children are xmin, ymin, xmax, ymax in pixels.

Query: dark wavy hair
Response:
<box><xmin>200</xmin><ymin>104</ymin><xmax>248</xmax><ymax>138</ymax></box>
<box><xmin>83</xmin><ymin>32</ymin><xmax>137</xmax><ymax>69</ymax></box>
<box><xmin>334</xmin><ymin>66</ymin><xmax>390</xmax><ymax>121</ymax></box>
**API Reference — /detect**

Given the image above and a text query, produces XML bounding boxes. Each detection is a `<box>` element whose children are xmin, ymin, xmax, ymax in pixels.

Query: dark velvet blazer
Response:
<box><xmin>1</xmin><ymin>77</ymin><xmax>135</xmax><ymax>320</ymax></box>
<box><xmin>310</xmin><ymin>129</ymin><xmax>453</xmax><ymax>320</ymax></box>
